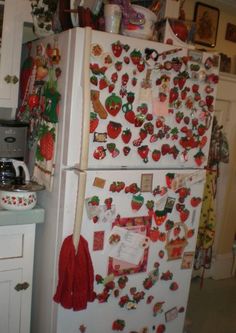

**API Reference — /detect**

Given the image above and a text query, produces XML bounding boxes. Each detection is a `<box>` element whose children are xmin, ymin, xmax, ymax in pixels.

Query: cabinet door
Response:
<box><xmin>0</xmin><ymin>0</ymin><xmax>32</xmax><ymax>108</ymax></box>
<box><xmin>0</xmin><ymin>269</ymin><xmax>22</xmax><ymax>333</ymax></box>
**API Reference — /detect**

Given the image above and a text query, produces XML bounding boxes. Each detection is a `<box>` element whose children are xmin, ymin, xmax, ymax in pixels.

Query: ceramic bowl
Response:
<box><xmin>0</xmin><ymin>190</ymin><xmax>37</xmax><ymax>211</ymax></box>
<box><xmin>0</xmin><ymin>181</ymin><xmax>44</xmax><ymax>211</ymax></box>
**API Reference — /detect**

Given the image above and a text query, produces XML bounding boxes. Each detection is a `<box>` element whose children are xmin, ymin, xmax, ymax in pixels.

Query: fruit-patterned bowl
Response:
<box><xmin>0</xmin><ymin>182</ymin><xmax>44</xmax><ymax>211</ymax></box>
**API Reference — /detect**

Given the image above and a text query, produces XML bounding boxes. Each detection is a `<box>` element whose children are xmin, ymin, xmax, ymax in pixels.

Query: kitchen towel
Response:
<box><xmin>53</xmin><ymin>234</ymin><xmax>95</xmax><ymax>311</ymax></box>
<box><xmin>32</xmin><ymin>120</ymin><xmax>57</xmax><ymax>192</ymax></box>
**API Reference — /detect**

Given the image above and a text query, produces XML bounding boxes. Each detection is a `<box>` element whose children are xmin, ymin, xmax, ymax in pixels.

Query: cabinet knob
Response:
<box><xmin>15</xmin><ymin>282</ymin><xmax>30</xmax><ymax>291</ymax></box>
<box><xmin>4</xmin><ymin>75</ymin><xmax>19</xmax><ymax>84</ymax></box>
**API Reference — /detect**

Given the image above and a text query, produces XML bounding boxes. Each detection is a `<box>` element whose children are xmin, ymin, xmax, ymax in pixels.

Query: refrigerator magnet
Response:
<box><xmin>153</xmin><ymin>301</ymin><xmax>165</xmax><ymax>316</ymax></box>
<box><xmin>93</xmin><ymin>132</ymin><xmax>107</xmax><ymax>142</ymax></box>
<box><xmin>79</xmin><ymin>324</ymin><xmax>87</xmax><ymax>333</ymax></box>
<box><xmin>141</xmin><ymin>173</ymin><xmax>153</xmax><ymax>192</ymax></box>
<box><xmin>181</xmin><ymin>251</ymin><xmax>195</xmax><ymax>269</ymax></box>
<box><xmin>164</xmin><ymin>197</ymin><xmax>176</xmax><ymax>213</ymax></box>
<box><xmin>85</xmin><ymin>198</ymin><xmax>101</xmax><ymax>220</ymax></box>
<box><xmin>93</xmin><ymin>177</ymin><xmax>106</xmax><ymax>189</ymax></box>
<box><xmin>91</xmin><ymin>43</ymin><xmax>103</xmax><ymax>57</ymax></box>
<box><xmin>98</xmin><ymin>205</ymin><xmax>116</xmax><ymax>223</ymax></box>
<box><xmin>93</xmin><ymin>231</ymin><xmax>105</xmax><ymax>251</ymax></box>
<box><xmin>165</xmin><ymin>307</ymin><xmax>178</xmax><ymax>322</ymax></box>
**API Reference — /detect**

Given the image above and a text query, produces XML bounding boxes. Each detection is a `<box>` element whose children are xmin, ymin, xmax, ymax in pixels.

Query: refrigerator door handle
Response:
<box><xmin>73</xmin><ymin>171</ymin><xmax>87</xmax><ymax>252</ymax></box>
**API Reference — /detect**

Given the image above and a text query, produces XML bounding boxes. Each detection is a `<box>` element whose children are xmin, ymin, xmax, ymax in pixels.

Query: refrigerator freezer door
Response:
<box><xmin>57</xmin><ymin>168</ymin><xmax>205</xmax><ymax>333</ymax></box>
<box><xmin>79</xmin><ymin>29</ymin><xmax>219</xmax><ymax>170</ymax></box>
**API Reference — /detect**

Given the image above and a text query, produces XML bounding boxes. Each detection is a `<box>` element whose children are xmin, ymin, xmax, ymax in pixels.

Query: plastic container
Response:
<box><xmin>122</xmin><ymin>5</ymin><xmax>157</xmax><ymax>40</ymax></box>
<box><xmin>104</xmin><ymin>4</ymin><xmax>122</xmax><ymax>34</ymax></box>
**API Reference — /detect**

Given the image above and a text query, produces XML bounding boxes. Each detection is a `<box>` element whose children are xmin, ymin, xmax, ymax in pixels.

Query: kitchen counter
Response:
<box><xmin>0</xmin><ymin>206</ymin><xmax>45</xmax><ymax>226</ymax></box>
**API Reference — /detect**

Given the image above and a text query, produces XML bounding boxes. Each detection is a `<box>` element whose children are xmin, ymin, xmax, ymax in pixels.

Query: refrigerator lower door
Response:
<box><xmin>57</xmin><ymin>168</ymin><xmax>205</xmax><ymax>333</ymax></box>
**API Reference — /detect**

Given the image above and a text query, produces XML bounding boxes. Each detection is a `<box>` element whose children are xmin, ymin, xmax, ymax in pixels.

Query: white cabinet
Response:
<box><xmin>0</xmin><ymin>224</ymin><xmax>36</xmax><ymax>333</ymax></box>
<box><xmin>0</xmin><ymin>0</ymin><xmax>32</xmax><ymax>108</ymax></box>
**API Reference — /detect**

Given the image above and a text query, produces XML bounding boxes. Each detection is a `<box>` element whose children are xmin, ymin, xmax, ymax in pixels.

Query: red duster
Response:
<box><xmin>53</xmin><ymin>235</ymin><xmax>95</xmax><ymax>311</ymax></box>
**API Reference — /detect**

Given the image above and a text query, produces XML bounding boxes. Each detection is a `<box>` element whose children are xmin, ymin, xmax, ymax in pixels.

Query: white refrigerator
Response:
<box><xmin>29</xmin><ymin>27</ymin><xmax>219</xmax><ymax>333</ymax></box>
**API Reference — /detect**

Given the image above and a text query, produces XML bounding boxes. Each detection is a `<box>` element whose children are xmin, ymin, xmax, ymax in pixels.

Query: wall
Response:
<box><xmin>183</xmin><ymin>0</ymin><xmax>236</xmax><ymax>73</ymax></box>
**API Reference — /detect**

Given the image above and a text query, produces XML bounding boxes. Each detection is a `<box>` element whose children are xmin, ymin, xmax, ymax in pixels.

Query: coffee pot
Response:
<box><xmin>0</xmin><ymin>158</ymin><xmax>30</xmax><ymax>185</ymax></box>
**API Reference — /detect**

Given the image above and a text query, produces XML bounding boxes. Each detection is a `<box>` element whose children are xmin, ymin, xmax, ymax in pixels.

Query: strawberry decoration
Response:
<box><xmin>153</xmin><ymin>301</ymin><xmax>165</xmax><ymax>316</ymax></box>
<box><xmin>93</xmin><ymin>146</ymin><xmax>106</xmax><ymax>160</ymax></box>
<box><xmin>146</xmin><ymin>295</ymin><xmax>154</xmax><ymax>304</ymax></box>
<box><xmin>127</xmin><ymin>92</ymin><xmax>135</xmax><ymax>103</ymax></box>
<box><xmin>172</xmin><ymin>57</ymin><xmax>182</xmax><ymax>72</ymax></box>
<box><xmin>143</xmin><ymin>263</ymin><xmax>159</xmax><ymax>290</ymax></box>
<box><xmin>121</xmin><ymin>129</ymin><xmax>132</xmax><ymax>144</ymax></box>
<box><xmin>154</xmin><ymin>210</ymin><xmax>167</xmax><ymax>226</ymax></box>
<box><xmin>121</xmin><ymin>73</ymin><xmax>129</xmax><ymax>86</ymax></box>
<box><xmin>206</xmin><ymin>95</ymin><xmax>214</xmax><ymax>106</ymax></box>
<box><xmin>117</xmin><ymin>276</ymin><xmax>128</xmax><ymax>289</ymax></box>
<box><xmin>161</xmin><ymin>270</ymin><xmax>173</xmax><ymax>281</ymax></box>
<box><xmin>88</xmin><ymin>196</ymin><xmax>100</xmax><ymax>206</ymax></box>
<box><xmin>158</xmin><ymin>250</ymin><xmax>165</xmax><ymax>259</ymax></box>
<box><xmin>187</xmin><ymin>229</ymin><xmax>195</xmax><ymax>238</ymax></box>
<box><xmin>111</xmin><ymin>72</ymin><xmax>118</xmax><ymax>83</ymax></box>
<box><xmin>197</xmin><ymin>124</ymin><xmax>206</xmax><ymax>136</ymax></box>
<box><xmin>124</xmin><ymin>109</ymin><xmax>135</xmax><ymax>124</ymax></box>
<box><xmin>115</xmin><ymin>61</ymin><xmax>122</xmax><ymax>71</ymax></box>
<box><xmin>131</xmin><ymin>194</ymin><xmax>144</xmax><ymax>211</ymax></box>
<box><xmin>123</xmin><ymin>56</ymin><xmax>130</xmax><ymax>64</ymax></box>
<box><xmin>90</xmin><ymin>75</ymin><xmax>98</xmax><ymax>86</ymax></box>
<box><xmin>131</xmin><ymin>77</ymin><xmax>137</xmax><ymax>86</ymax></box>
<box><xmin>137</xmin><ymin>60</ymin><xmax>145</xmax><ymax>72</ymax></box>
<box><xmin>177</xmin><ymin>71</ymin><xmax>189</xmax><ymax>90</ymax></box>
<box><xmin>139</xmin><ymin>128</ymin><xmax>148</xmax><ymax>141</ymax></box>
<box><xmin>169</xmin><ymin>282</ymin><xmax>179</xmax><ymax>291</ymax></box>
<box><xmin>144</xmin><ymin>122</ymin><xmax>154</xmax><ymax>135</ymax></box>
<box><xmin>108</xmin><ymin>84</ymin><xmax>115</xmax><ymax>93</ymax></box>
<box><xmin>111</xmin><ymin>41</ymin><xmax>123</xmax><ymax>57</ymax></box>
<box><xmin>169</xmin><ymin>87</ymin><xmax>179</xmax><ymax>104</ymax></box>
<box><xmin>134</xmin><ymin>114</ymin><xmax>145</xmax><ymax>127</ymax></box>
<box><xmin>123</xmin><ymin>146</ymin><xmax>131</xmax><ymax>156</ymax></box>
<box><xmin>105</xmin><ymin>94</ymin><xmax>122</xmax><ymax>116</ymax></box>
<box><xmin>106</xmin><ymin>143</ymin><xmax>120</xmax><ymax>158</ymax></box>
<box><xmin>190</xmin><ymin>197</ymin><xmax>202</xmax><ymax>207</ymax></box>
<box><xmin>152</xmin><ymin>149</ymin><xmax>161</xmax><ymax>162</ymax></box>
<box><xmin>107</xmin><ymin>121</ymin><xmax>122</xmax><ymax>139</ymax></box>
<box><xmin>199</xmin><ymin>135</ymin><xmax>208</xmax><ymax>148</ymax></box>
<box><xmin>37</xmin><ymin>126</ymin><xmax>55</xmax><ymax>161</ymax></box>
<box><xmin>105</xmin><ymin>198</ymin><xmax>113</xmax><ymax>209</ymax></box>
<box><xmin>89</xmin><ymin>112</ymin><xmax>99</xmax><ymax>133</ymax></box>
<box><xmin>165</xmin><ymin>219</ymin><xmax>174</xmax><ymax>231</ymax></box>
<box><xmin>99</xmin><ymin>77</ymin><xmax>108</xmax><ymax>90</ymax></box>
<box><xmin>109</xmin><ymin>181</ymin><xmax>125</xmax><ymax>192</ymax></box>
<box><xmin>130</xmin><ymin>49</ymin><xmax>142</xmax><ymax>65</ymax></box>
<box><xmin>112</xmin><ymin>319</ymin><xmax>125</xmax><ymax>331</ymax></box>
<box><xmin>137</xmin><ymin>145</ymin><xmax>149</xmax><ymax>163</ymax></box>
<box><xmin>194</xmin><ymin>150</ymin><xmax>205</xmax><ymax>166</ymax></box>
<box><xmin>180</xmin><ymin>209</ymin><xmax>190</xmax><ymax>222</ymax></box>
<box><xmin>156</xmin><ymin>324</ymin><xmax>166</xmax><ymax>333</ymax></box>
<box><xmin>125</xmin><ymin>183</ymin><xmax>140</xmax><ymax>194</ymax></box>
<box><xmin>165</xmin><ymin>173</ymin><xmax>175</xmax><ymax>188</ymax></box>
<box><xmin>149</xmin><ymin>228</ymin><xmax>159</xmax><ymax>242</ymax></box>
<box><xmin>175</xmin><ymin>111</ymin><xmax>184</xmax><ymax>124</ymax></box>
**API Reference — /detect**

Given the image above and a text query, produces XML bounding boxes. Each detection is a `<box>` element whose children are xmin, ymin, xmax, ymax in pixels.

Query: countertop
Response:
<box><xmin>0</xmin><ymin>206</ymin><xmax>45</xmax><ymax>226</ymax></box>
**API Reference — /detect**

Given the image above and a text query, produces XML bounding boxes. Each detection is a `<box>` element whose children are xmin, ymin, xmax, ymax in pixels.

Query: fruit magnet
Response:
<box><xmin>165</xmin><ymin>223</ymin><xmax>188</xmax><ymax>260</ymax></box>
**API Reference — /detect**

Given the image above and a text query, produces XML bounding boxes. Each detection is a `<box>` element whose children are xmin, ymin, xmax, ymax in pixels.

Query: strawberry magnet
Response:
<box><xmin>131</xmin><ymin>194</ymin><xmax>144</xmax><ymax>211</ymax></box>
<box><xmin>105</xmin><ymin>93</ymin><xmax>122</xmax><ymax>117</ymax></box>
<box><xmin>107</xmin><ymin>121</ymin><xmax>122</xmax><ymax>139</ymax></box>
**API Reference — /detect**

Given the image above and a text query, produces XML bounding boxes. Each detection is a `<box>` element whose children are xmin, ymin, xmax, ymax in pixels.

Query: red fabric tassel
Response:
<box><xmin>53</xmin><ymin>235</ymin><xmax>95</xmax><ymax>311</ymax></box>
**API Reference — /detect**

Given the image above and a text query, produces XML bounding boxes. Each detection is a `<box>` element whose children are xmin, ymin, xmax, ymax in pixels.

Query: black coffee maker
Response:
<box><xmin>0</xmin><ymin>120</ymin><xmax>29</xmax><ymax>185</ymax></box>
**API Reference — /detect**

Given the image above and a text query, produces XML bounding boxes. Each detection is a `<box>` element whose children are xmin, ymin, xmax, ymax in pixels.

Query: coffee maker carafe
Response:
<box><xmin>0</xmin><ymin>158</ymin><xmax>30</xmax><ymax>185</ymax></box>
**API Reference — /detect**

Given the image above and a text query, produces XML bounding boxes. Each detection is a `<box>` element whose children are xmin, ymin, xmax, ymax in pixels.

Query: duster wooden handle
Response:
<box><xmin>73</xmin><ymin>172</ymin><xmax>87</xmax><ymax>252</ymax></box>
